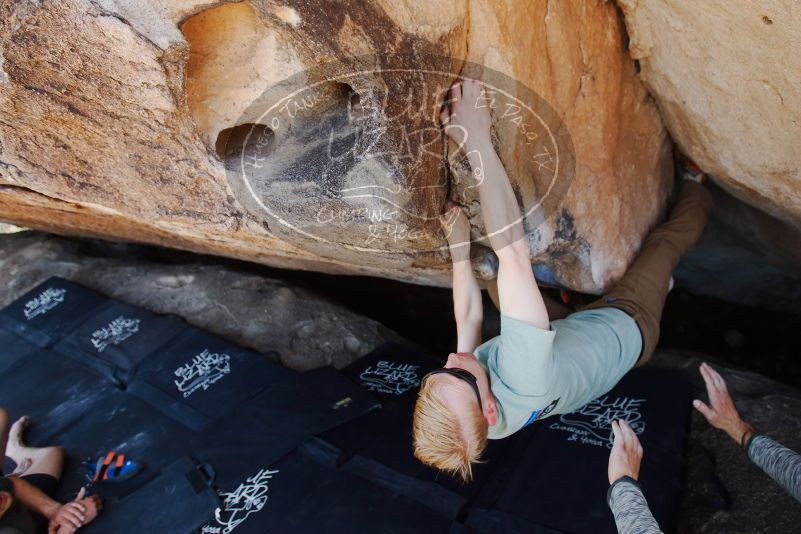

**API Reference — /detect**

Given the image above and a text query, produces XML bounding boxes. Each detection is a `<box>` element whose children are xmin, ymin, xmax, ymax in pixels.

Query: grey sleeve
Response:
<box><xmin>747</xmin><ymin>434</ymin><xmax>801</xmax><ymax>503</ymax></box>
<box><xmin>607</xmin><ymin>477</ymin><xmax>663</xmax><ymax>534</ymax></box>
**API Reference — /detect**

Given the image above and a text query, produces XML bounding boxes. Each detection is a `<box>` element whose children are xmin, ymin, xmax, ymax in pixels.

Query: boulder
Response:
<box><xmin>0</xmin><ymin>231</ymin><xmax>395</xmax><ymax>370</ymax></box>
<box><xmin>675</xmin><ymin>183</ymin><xmax>801</xmax><ymax>314</ymax></box>
<box><xmin>617</xmin><ymin>0</ymin><xmax>801</xmax><ymax>231</ymax></box>
<box><xmin>0</xmin><ymin>0</ymin><xmax>672</xmax><ymax>293</ymax></box>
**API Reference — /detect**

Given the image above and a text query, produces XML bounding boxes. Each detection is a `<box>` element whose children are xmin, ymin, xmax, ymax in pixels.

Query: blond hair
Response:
<box><xmin>412</xmin><ymin>376</ymin><xmax>488</xmax><ymax>482</ymax></box>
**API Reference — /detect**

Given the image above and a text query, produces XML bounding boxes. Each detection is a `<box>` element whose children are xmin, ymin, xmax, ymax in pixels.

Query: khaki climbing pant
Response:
<box><xmin>485</xmin><ymin>181</ymin><xmax>714</xmax><ymax>366</ymax></box>
<box><xmin>582</xmin><ymin>181</ymin><xmax>714</xmax><ymax>365</ymax></box>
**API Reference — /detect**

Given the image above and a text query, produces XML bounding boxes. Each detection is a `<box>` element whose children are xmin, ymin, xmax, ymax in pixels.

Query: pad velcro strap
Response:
<box><xmin>184</xmin><ymin>463</ymin><xmax>216</xmax><ymax>494</ymax></box>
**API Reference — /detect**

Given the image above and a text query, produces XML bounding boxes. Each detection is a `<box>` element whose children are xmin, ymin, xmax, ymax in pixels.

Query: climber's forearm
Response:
<box><xmin>452</xmin><ymin>260</ymin><xmax>483</xmax><ymax>353</ymax></box>
<box><xmin>10</xmin><ymin>476</ymin><xmax>60</xmax><ymax>519</ymax></box>
<box><xmin>464</xmin><ymin>133</ymin><xmax>548</xmax><ymax>329</ymax></box>
<box><xmin>452</xmin><ymin>261</ymin><xmax>482</xmax><ymax>324</ymax></box>
<box><xmin>465</xmin><ymin>135</ymin><xmax>526</xmax><ymax>256</ymax></box>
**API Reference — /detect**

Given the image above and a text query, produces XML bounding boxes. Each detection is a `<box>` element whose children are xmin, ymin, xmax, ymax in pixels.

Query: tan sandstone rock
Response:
<box><xmin>617</xmin><ymin>0</ymin><xmax>801</xmax><ymax>231</ymax></box>
<box><xmin>0</xmin><ymin>0</ymin><xmax>671</xmax><ymax>293</ymax></box>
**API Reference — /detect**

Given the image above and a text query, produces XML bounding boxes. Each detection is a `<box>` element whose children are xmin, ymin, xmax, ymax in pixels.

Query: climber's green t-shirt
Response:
<box><xmin>474</xmin><ymin>307</ymin><xmax>642</xmax><ymax>439</ymax></box>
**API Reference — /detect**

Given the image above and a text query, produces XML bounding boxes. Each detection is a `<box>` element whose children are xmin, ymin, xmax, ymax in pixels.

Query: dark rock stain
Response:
<box><xmin>554</xmin><ymin>208</ymin><xmax>577</xmax><ymax>242</ymax></box>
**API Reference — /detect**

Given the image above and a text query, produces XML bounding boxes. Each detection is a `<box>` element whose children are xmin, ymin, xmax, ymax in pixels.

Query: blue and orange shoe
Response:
<box><xmin>84</xmin><ymin>451</ymin><xmax>142</xmax><ymax>484</ymax></box>
<box><xmin>676</xmin><ymin>151</ymin><xmax>706</xmax><ymax>183</ymax></box>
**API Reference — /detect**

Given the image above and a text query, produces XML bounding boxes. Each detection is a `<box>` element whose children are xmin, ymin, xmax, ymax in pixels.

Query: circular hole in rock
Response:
<box><xmin>343</xmin><ymin>84</ymin><xmax>364</xmax><ymax>119</ymax></box>
<box><xmin>314</xmin><ymin>81</ymin><xmax>363</xmax><ymax>119</ymax></box>
<box><xmin>215</xmin><ymin>123</ymin><xmax>275</xmax><ymax>165</ymax></box>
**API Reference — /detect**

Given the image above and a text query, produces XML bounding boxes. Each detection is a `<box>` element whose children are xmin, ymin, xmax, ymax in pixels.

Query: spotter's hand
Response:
<box><xmin>608</xmin><ymin>419</ymin><xmax>644</xmax><ymax>485</ymax></box>
<box><xmin>694</xmin><ymin>362</ymin><xmax>753</xmax><ymax>444</ymax></box>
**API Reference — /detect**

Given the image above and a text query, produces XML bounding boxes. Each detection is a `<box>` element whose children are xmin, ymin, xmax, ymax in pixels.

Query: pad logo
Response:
<box><xmin>90</xmin><ymin>316</ymin><xmax>140</xmax><ymax>352</ymax></box>
<box><xmin>550</xmin><ymin>396</ymin><xmax>645</xmax><ymax>449</ymax></box>
<box><xmin>200</xmin><ymin>468</ymin><xmax>280</xmax><ymax>534</ymax></box>
<box><xmin>174</xmin><ymin>349</ymin><xmax>231</xmax><ymax>398</ymax></box>
<box><xmin>23</xmin><ymin>287</ymin><xmax>66</xmax><ymax>320</ymax></box>
<box><xmin>359</xmin><ymin>360</ymin><xmax>420</xmax><ymax>395</ymax></box>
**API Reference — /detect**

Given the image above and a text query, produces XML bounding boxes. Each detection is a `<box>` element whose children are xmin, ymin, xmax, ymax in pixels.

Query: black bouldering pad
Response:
<box><xmin>83</xmin><ymin>456</ymin><xmax>220</xmax><ymax>534</ymax></box>
<box><xmin>192</xmin><ymin>365</ymin><xmax>380</xmax><ymax>491</ymax></box>
<box><xmin>196</xmin><ymin>446</ymin><xmax>331</xmax><ymax>534</ymax></box>
<box><xmin>128</xmin><ymin>327</ymin><xmax>294</xmax><ymax>431</ymax></box>
<box><xmin>476</xmin><ymin>367</ymin><xmax>692</xmax><ymax>533</ymax></box>
<box><xmin>267</xmin><ymin>466</ymin><xmax>462</xmax><ymax>534</ymax></box>
<box><xmin>0</xmin><ymin>278</ymin><xmax>693</xmax><ymax>533</ymax></box>
<box><xmin>0</xmin><ymin>276</ymin><xmax>391</xmax><ymax>533</ymax></box>
<box><xmin>52</xmin><ymin>390</ymin><xmax>196</xmax><ymax>502</ymax></box>
<box><xmin>197</xmin><ymin>443</ymin><xmax>461</xmax><ymax>534</ymax></box>
<box><xmin>0</xmin><ymin>278</ymin><xmax>107</xmax><ymax>348</ymax></box>
<box><xmin>54</xmin><ymin>299</ymin><xmax>185</xmax><ymax>385</ymax></box>
<box><xmin>463</xmin><ymin>508</ymin><xmax>563</xmax><ymax>534</ymax></box>
<box><xmin>0</xmin><ymin>350</ymin><xmax>118</xmax><ymax>448</ymax></box>
<box><xmin>339</xmin><ymin>341</ymin><xmax>438</xmax><ymax>405</ymax></box>
<box><xmin>320</xmin><ymin>342</ymin><xmax>538</xmax><ymax>519</ymax></box>
<box><xmin>0</xmin><ymin>332</ymin><xmax>43</xmax><ymax>377</ymax></box>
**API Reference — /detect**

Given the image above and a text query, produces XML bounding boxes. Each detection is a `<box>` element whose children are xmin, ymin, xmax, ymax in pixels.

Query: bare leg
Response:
<box><xmin>5</xmin><ymin>416</ymin><xmax>64</xmax><ymax>480</ymax></box>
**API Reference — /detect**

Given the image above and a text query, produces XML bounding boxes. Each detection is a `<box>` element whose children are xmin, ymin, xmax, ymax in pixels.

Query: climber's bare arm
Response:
<box><xmin>453</xmin><ymin>261</ymin><xmax>483</xmax><ymax>352</ymax></box>
<box><xmin>473</xmin><ymin>136</ymin><xmax>548</xmax><ymax>330</ymax></box>
<box><xmin>442</xmin><ymin>80</ymin><xmax>549</xmax><ymax>330</ymax></box>
<box><xmin>440</xmin><ymin>203</ymin><xmax>483</xmax><ymax>353</ymax></box>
